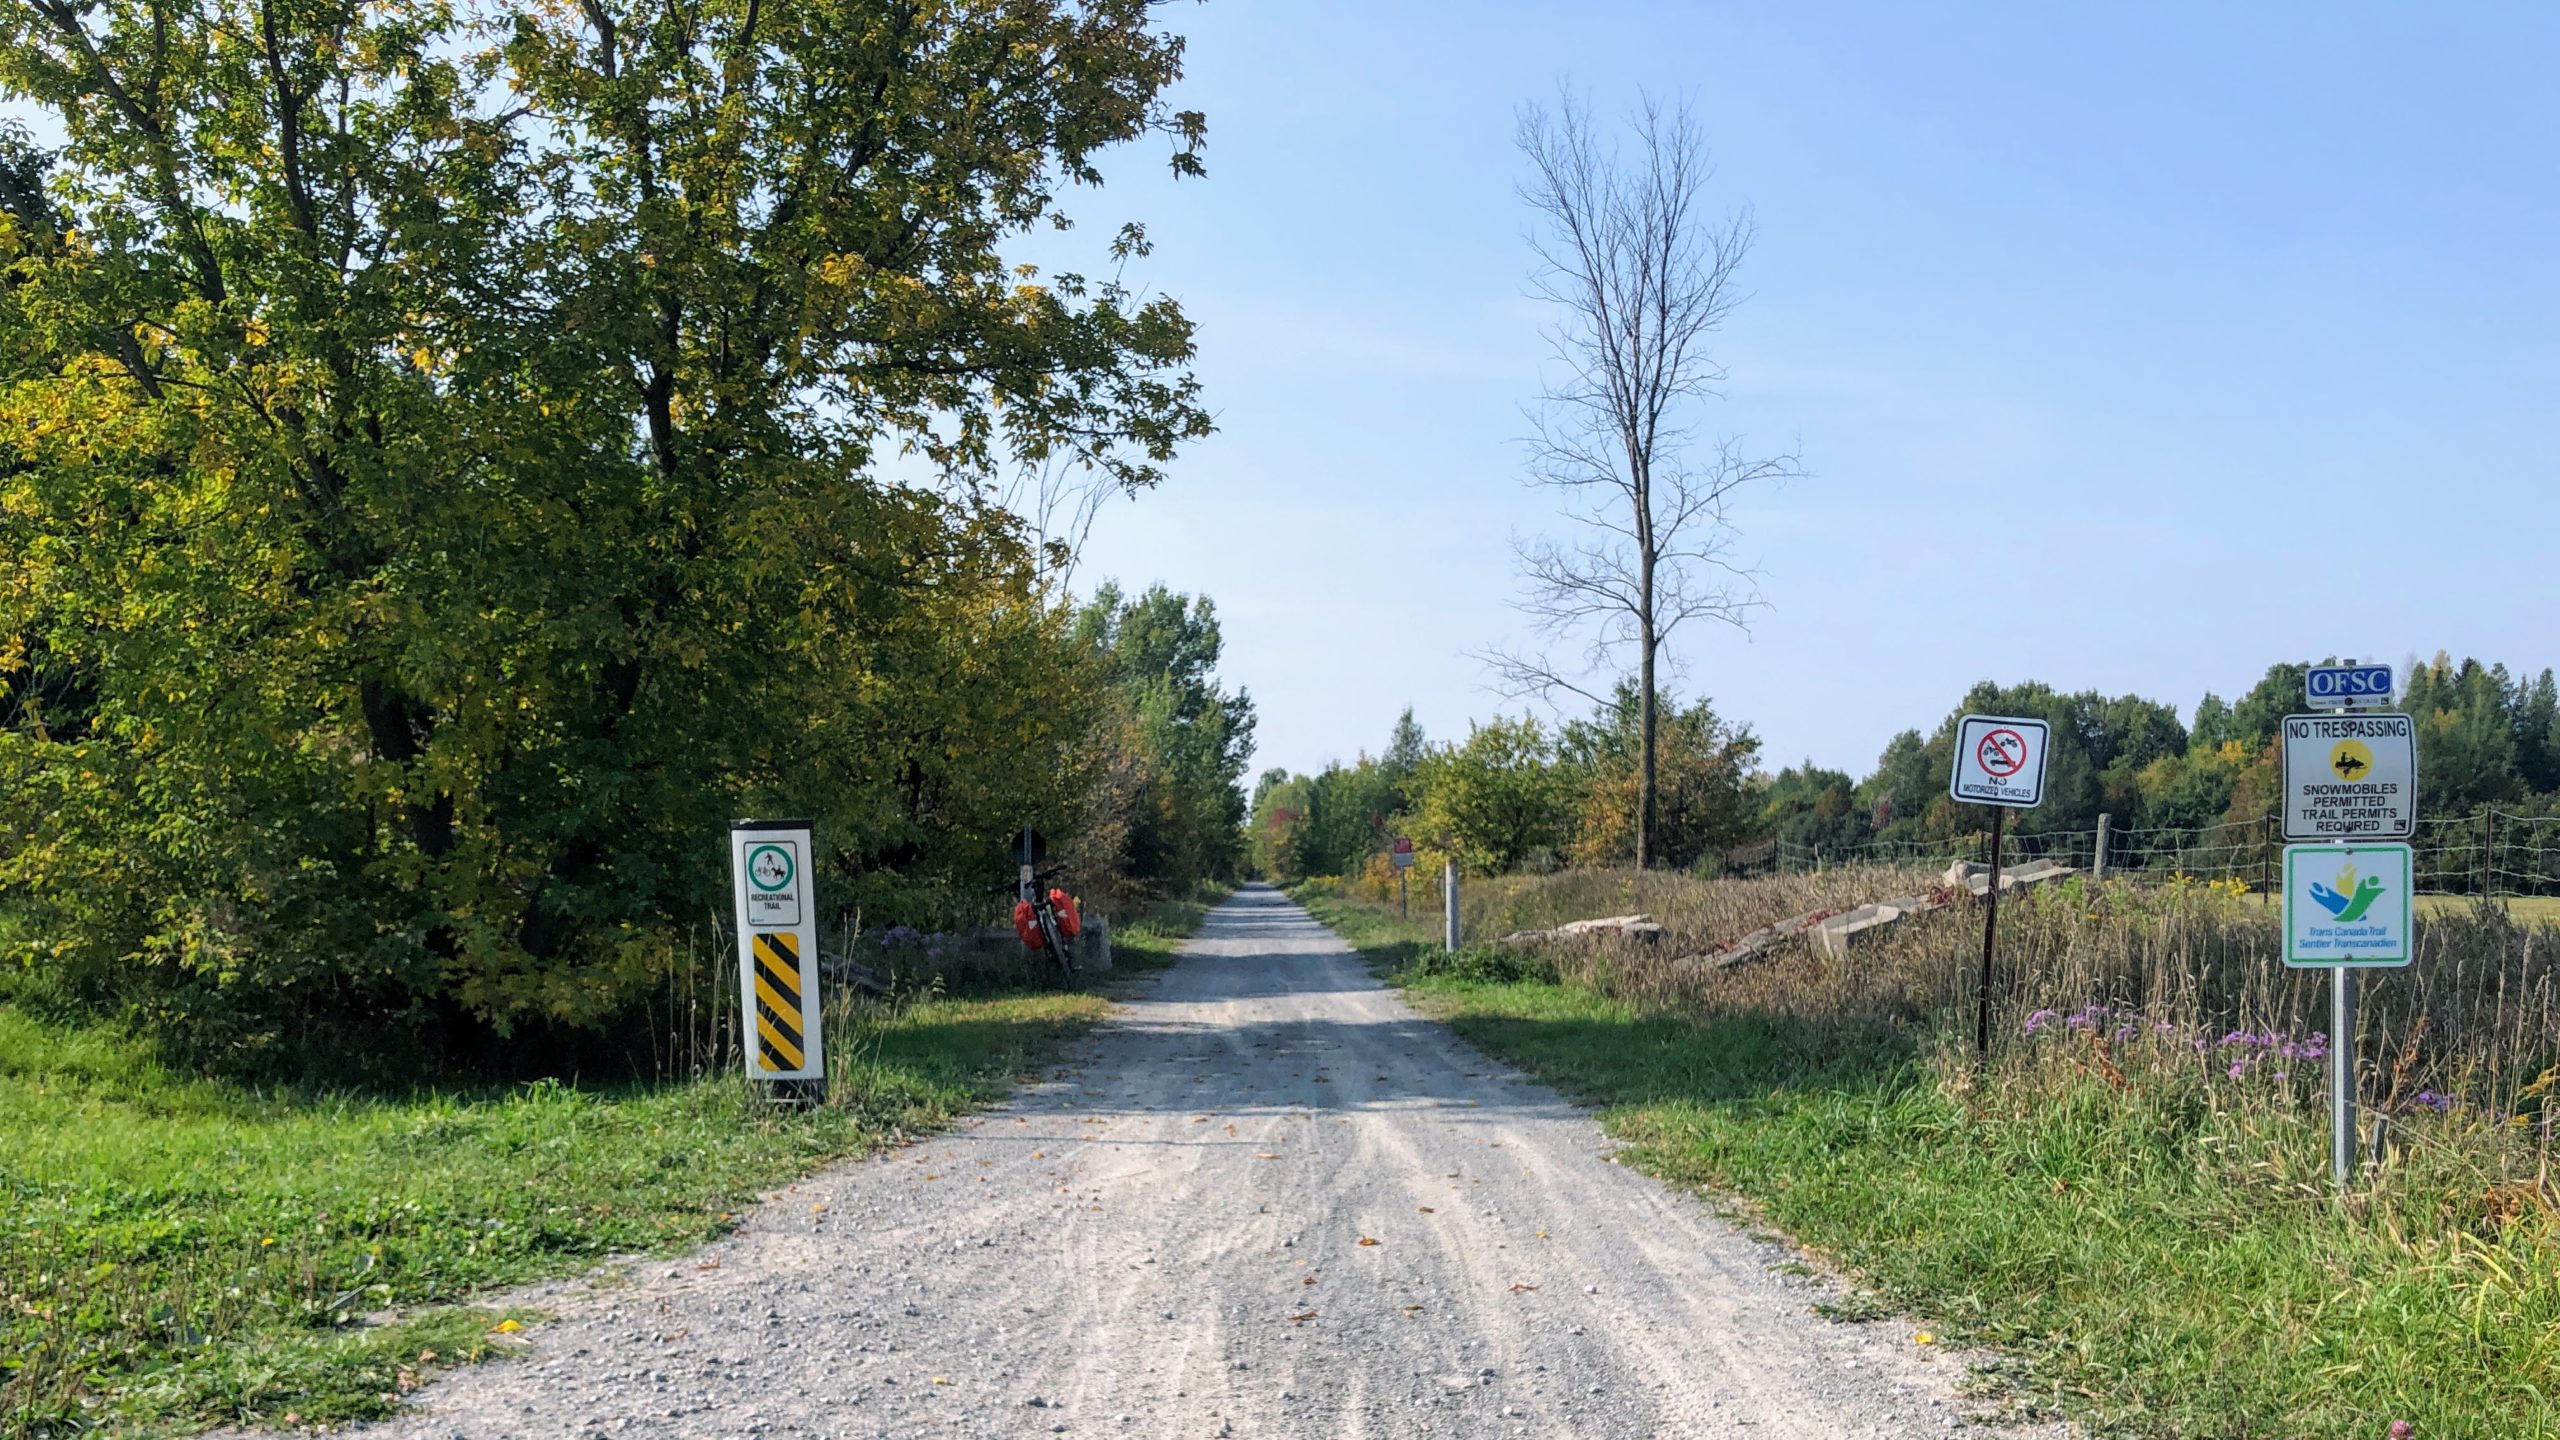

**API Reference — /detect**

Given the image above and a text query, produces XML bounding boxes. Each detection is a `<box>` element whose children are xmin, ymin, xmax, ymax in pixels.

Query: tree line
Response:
<box><xmin>0</xmin><ymin>1</ymin><xmax>1246</xmax><ymax>1078</ymax></box>
<box><xmin>1249</xmin><ymin>681</ymin><xmax>1761</xmax><ymax>884</ymax></box>
<box><xmin>1254</xmin><ymin>654</ymin><xmax>2560</xmax><ymax>886</ymax></box>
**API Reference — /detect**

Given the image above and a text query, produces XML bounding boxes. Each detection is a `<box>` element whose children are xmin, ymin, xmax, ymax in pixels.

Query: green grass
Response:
<box><xmin>1300</xmin><ymin>890</ymin><xmax>2560</xmax><ymax>1440</ymax></box>
<box><xmin>0</xmin><ymin>891</ymin><xmax>1230</xmax><ymax>1440</ymax></box>
<box><xmin>1108</xmin><ymin>884</ymin><xmax>1232</xmax><ymax>970</ymax></box>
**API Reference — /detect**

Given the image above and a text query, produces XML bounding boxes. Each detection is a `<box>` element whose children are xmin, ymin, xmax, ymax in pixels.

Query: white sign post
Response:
<box><xmin>730</xmin><ymin>819</ymin><xmax>824</xmax><ymax>1104</ymax></box>
<box><xmin>2281</xmin><ymin>713</ymin><xmax>2417</xmax><ymax>841</ymax></box>
<box><xmin>1947</xmin><ymin>715</ymin><xmax>2050</xmax><ymax>1066</ymax></box>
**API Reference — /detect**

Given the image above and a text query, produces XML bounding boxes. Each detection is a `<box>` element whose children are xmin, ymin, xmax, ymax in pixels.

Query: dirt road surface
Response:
<box><xmin>358</xmin><ymin>886</ymin><xmax>2063</xmax><ymax>1439</ymax></box>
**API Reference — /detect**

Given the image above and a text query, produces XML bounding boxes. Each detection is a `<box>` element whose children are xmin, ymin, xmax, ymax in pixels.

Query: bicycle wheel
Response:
<box><xmin>1039</xmin><ymin>905</ymin><xmax>1077</xmax><ymax>979</ymax></box>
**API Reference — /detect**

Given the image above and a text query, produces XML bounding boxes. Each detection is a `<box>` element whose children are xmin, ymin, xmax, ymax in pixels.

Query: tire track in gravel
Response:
<box><xmin>344</xmin><ymin>884</ymin><xmax>2068</xmax><ymax>1439</ymax></box>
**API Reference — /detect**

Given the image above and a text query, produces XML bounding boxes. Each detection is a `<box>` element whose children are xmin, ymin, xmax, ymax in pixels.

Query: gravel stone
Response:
<box><xmin>282</xmin><ymin>887</ymin><xmax>2069</xmax><ymax>1440</ymax></box>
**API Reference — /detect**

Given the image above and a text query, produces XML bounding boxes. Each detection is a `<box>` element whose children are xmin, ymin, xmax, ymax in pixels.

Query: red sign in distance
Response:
<box><xmin>1976</xmin><ymin>728</ymin><xmax>2029</xmax><ymax>778</ymax></box>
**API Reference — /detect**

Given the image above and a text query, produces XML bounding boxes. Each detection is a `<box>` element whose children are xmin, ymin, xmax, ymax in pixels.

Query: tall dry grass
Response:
<box><xmin>1332</xmin><ymin>861</ymin><xmax>2560</xmax><ymax>1195</ymax></box>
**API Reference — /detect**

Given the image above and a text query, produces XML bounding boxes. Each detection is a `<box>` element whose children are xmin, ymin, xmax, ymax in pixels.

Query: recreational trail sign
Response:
<box><xmin>2281</xmin><ymin>712</ymin><xmax>2417</xmax><ymax>841</ymax></box>
<box><xmin>1949</xmin><ymin>715</ymin><xmax>2050</xmax><ymax>809</ymax></box>
<box><xmin>730</xmin><ymin>818</ymin><xmax>824</xmax><ymax>1094</ymax></box>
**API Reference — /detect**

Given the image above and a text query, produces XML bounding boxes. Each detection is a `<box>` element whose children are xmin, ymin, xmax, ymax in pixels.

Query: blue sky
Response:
<box><xmin>1064</xmin><ymin>1</ymin><xmax>2560</xmax><ymax>780</ymax></box>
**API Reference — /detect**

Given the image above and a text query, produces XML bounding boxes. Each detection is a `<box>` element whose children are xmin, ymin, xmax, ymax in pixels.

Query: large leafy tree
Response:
<box><xmin>1559</xmin><ymin>682</ymin><xmax>1759</xmax><ymax>869</ymax></box>
<box><xmin>1413</xmin><ymin>716</ymin><xmax>1567</xmax><ymax>875</ymax></box>
<box><xmin>1073</xmin><ymin>582</ymin><xmax>1255</xmax><ymax>893</ymax></box>
<box><xmin>0</xmin><ymin>0</ymin><xmax>1211</xmax><ymax>1069</ymax></box>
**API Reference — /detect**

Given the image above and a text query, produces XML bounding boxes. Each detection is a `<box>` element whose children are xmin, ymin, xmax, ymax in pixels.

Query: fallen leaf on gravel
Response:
<box><xmin>810</xmin><ymin>1202</ymin><xmax>827</xmax><ymax>1212</ymax></box>
<box><xmin>1256</xmin><ymin>1152</ymin><xmax>1280</xmax><ymax>1160</ymax></box>
<box><xmin>925</xmin><ymin>1174</ymin><xmax>939</xmax><ymax>1181</ymax></box>
<box><xmin>1913</xmin><ymin>1332</ymin><xmax>1935</xmax><ymax>1345</ymax></box>
<box><xmin>1402</xmin><ymin>1305</ymin><xmax>1425</xmax><ymax>1315</ymax></box>
<box><xmin>1301</xmin><ymin>1275</ymin><xmax>1318</xmax><ymax>1286</ymax></box>
<box><xmin>1030</xmin><ymin>1151</ymin><xmax>1044</xmax><ymax>1159</ymax></box>
<box><xmin>695</xmin><ymin>1259</ymin><xmax>722</xmax><ymax>1271</ymax></box>
<box><xmin>1224</xmin><ymin>1123</ymin><xmax>1237</xmax><ymax>1135</ymax></box>
<box><xmin>1357</xmin><ymin>1237</ymin><xmax>1379</xmax><ymax>1247</ymax></box>
<box><xmin>1508</xmin><ymin>1283</ymin><xmax>1539</xmax><ymax>1293</ymax></box>
<box><xmin>1289</xmin><ymin>1310</ymin><xmax>1317</xmax><ymax>1325</ymax></box>
<box><xmin>932</xmin><ymin>1377</ymin><xmax>951</xmax><ymax>1385</ymax></box>
<box><xmin>1417</xmin><ymin>1206</ymin><xmax>1435</xmax><ymax>1214</ymax></box>
<box><xmin>491</xmin><ymin>1319</ymin><xmax>523</xmax><ymax>1334</ymax></box>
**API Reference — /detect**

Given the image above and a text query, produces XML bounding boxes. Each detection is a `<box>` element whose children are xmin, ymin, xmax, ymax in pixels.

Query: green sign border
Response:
<box><xmin>745</xmin><ymin>841</ymin><xmax>797</xmax><ymax>897</ymax></box>
<box><xmin>2280</xmin><ymin>842</ymin><xmax>2413</xmax><ymax>968</ymax></box>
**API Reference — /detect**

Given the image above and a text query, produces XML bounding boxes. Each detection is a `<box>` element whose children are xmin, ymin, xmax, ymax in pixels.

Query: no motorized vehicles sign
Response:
<box><xmin>1949</xmin><ymin>714</ymin><xmax>2049</xmax><ymax>809</ymax></box>
<box><xmin>2281</xmin><ymin>713</ymin><xmax>2416</xmax><ymax>841</ymax></box>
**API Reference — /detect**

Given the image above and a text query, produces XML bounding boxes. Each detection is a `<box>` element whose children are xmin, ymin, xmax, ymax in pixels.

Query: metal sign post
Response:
<box><xmin>1948</xmin><ymin>715</ymin><xmax>2051</xmax><ymax>1068</ymax></box>
<box><xmin>2331</xmin><ymin>965</ymin><xmax>2354</xmax><ymax>1187</ymax></box>
<box><xmin>1391</xmin><ymin>837</ymin><xmax>1415</xmax><ymax>919</ymax></box>
<box><xmin>730</xmin><ymin>818</ymin><xmax>824</xmax><ymax>1105</ymax></box>
<box><xmin>1977</xmin><ymin>805</ymin><xmax>2006</xmax><ymax>1063</ymax></box>
<box><xmin>2279</xmin><ymin>661</ymin><xmax>2416</xmax><ymax>1193</ymax></box>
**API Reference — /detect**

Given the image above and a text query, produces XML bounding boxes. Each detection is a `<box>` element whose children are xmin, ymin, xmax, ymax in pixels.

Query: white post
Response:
<box><xmin>2093</xmin><ymin>813</ymin><xmax>2111</xmax><ymax>881</ymax></box>
<box><xmin>2331</xmin><ymin>965</ymin><xmax>2356</xmax><ymax>1189</ymax></box>
<box><xmin>1443</xmin><ymin>858</ymin><xmax>1460</xmax><ymax>952</ymax></box>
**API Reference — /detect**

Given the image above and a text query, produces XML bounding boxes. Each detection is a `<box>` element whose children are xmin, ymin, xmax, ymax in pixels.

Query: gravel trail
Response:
<box><xmin>358</xmin><ymin>885</ymin><xmax>2064</xmax><ymax>1439</ymax></box>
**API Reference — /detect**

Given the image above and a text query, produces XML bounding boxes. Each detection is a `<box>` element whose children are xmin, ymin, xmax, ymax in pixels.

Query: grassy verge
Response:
<box><xmin>2</xmin><ymin>889</ymin><xmax>1226</xmax><ymax>1438</ymax></box>
<box><xmin>1297</xmin><ymin>886</ymin><xmax>2560</xmax><ymax>1440</ymax></box>
<box><xmin>1108</xmin><ymin>884</ymin><xmax>1232</xmax><ymax>971</ymax></box>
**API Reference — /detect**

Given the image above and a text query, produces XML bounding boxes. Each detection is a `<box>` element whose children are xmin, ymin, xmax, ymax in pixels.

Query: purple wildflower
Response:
<box><xmin>2022</xmin><ymin>1008</ymin><xmax>2056</xmax><ymax>1036</ymax></box>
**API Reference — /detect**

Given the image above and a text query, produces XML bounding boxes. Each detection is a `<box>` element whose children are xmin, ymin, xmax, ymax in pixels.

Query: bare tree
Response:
<box><xmin>1479</xmin><ymin>90</ymin><xmax>1797</xmax><ymax>869</ymax></box>
<box><xmin>991</xmin><ymin>451</ymin><xmax>1123</xmax><ymax>591</ymax></box>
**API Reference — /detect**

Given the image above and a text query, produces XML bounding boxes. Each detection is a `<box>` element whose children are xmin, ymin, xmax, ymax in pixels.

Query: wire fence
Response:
<box><xmin>1735</xmin><ymin>808</ymin><xmax>2560</xmax><ymax>898</ymax></box>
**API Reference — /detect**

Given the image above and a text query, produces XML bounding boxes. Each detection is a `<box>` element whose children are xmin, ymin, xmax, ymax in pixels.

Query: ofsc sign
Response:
<box><xmin>2305</xmin><ymin>662</ymin><xmax>2395</xmax><ymax>710</ymax></box>
<box><xmin>2281</xmin><ymin>713</ymin><xmax>2416</xmax><ymax>841</ymax></box>
<box><xmin>1949</xmin><ymin>714</ymin><xmax>2050</xmax><ymax>809</ymax></box>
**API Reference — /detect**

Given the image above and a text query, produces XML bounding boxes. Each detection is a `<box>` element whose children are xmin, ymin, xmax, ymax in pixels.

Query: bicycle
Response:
<box><xmin>1001</xmin><ymin>866</ymin><xmax>1083</xmax><ymax>980</ymax></box>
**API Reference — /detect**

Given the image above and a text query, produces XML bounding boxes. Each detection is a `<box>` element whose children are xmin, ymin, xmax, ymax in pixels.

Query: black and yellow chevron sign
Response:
<box><xmin>750</xmin><ymin>931</ymin><xmax>807</xmax><ymax>1074</ymax></box>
